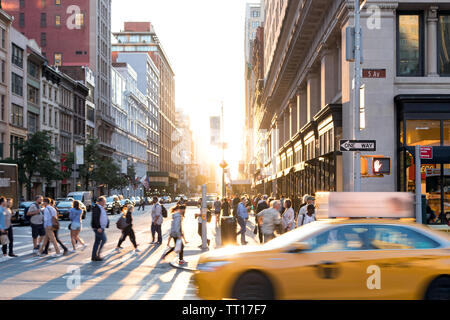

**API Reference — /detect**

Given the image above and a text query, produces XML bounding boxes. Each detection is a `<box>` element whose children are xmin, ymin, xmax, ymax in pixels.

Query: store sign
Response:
<box><xmin>362</xmin><ymin>69</ymin><xmax>386</xmax><ymax>78</ymax></box>
<box><xmin>420</xmin><ymin>147</ymin><xmax>433</xmax><ymax>160</ymax></box>
<box><xmin>0</xmin><ymin>178</ymin><xmax>10</xmax><ymax>188</ymax></box>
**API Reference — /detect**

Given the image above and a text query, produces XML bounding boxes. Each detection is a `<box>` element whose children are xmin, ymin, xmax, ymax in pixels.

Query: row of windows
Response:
<box><xmin>20</xmin><ymin>0</ymin><xmax>62</xmax><ymax>9</ymax></box>
<box><xmin>19</xmin><ymin>12</ymin><xmax>84</xmax><ymax>29</ymax></box>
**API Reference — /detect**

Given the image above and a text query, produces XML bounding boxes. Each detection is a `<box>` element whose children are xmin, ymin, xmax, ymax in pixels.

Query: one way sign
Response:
<box><xmin>340</xmin><ymin>140</ymin><xmax>376</xmax><ymax>152</ymax></box>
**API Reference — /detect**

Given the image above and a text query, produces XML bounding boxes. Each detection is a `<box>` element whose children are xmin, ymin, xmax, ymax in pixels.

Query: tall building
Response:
<box><xmin>244</xmin><ymin>2</ymin><xmax>265</xmax><ymax>180</ymax></box>
<box><xmin>0</xmin><ymin>8</ymin><xmax>12</xmax><ymax>160</ymax></box>
<box><xmin>3</xmin><ymin>0</ymin><xmax>115</xmax><ymax>155</ymax></box>
<box><xmin>112</xmin><ymin>22</ymin><xmax>179</xmax><ymax>194</ymax></box>
<box><xmin>112</xmin><ymin>52</ymin><xmax>160</xmax><ymax>174</ymax></box>
<box><xmin>175</xmin><ymin>109</ymin><xmax>194</xmax><ymax>194</ymax></box>
<box><xmin>252</xmin><ymin>0</ymin><xmax>450</xmax><ymax>223</ymax></box>
<box><xmin>110</xmin><ymin>62</ymin><xmax>149</xmax><ymax>198</ymax></box>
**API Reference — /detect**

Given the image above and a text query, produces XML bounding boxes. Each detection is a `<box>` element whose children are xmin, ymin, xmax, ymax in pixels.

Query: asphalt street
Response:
<box><xmin>0</xmin><ymin>204</ymin><xmax>201</xmax><ymax>300</ymax></box>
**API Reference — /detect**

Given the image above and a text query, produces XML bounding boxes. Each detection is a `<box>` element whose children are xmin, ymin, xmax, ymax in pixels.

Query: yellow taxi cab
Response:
<box><xmin>194</xmin><ymin>218</ymin><xmax>450</xmax><ymax>300</ymax></box>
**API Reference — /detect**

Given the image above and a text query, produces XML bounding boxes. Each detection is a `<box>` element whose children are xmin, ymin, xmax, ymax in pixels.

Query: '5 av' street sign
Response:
<box><xmin>340</xmin><ymin>140</ymin><xmax>376</xmax><ymax>152</ymax></box>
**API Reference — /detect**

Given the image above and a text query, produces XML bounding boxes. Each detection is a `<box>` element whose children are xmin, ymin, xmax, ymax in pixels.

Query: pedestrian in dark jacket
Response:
<box><xmin>116</xmin><ymin>205</ymin><xmax>139</xmax><ymax>253</ymax></box>
<box><xmin>91</xmin><ymin>196</ymin><xmax>109</xmax><ymax>262</ymax></box>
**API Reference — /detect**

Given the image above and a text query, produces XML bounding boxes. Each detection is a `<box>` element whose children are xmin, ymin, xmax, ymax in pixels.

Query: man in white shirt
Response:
<box><xmin>151</xmin><ymin>196</ymin><xmax>163</xmax><ymax>244</ymax></box>
<box><xmin>39</xmin><ymin>198</ymin><xmax>60</xmax><ymax>256</ymax></box>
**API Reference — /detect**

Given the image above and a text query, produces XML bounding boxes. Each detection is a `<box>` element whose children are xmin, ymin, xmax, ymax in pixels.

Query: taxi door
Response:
<box><xmin>277</xmin><ymin>225</ymin><xmax>374</xmax><ymax>299</ymax></box>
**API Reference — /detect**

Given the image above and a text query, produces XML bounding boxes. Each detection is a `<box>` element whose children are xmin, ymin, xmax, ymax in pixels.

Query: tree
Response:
<box><xmin>10</xmin><ymin>131</ymin><xmax>60</xmax><ymax>199</ymax></box>
<box><xmin>78</xmin><ymin>138</ymin><xmax>100</xmax><ymax>191</ymax></box>
<box><xmin>92</xmin><ymin>156</ymin><xmax>125</xmax><ymax>193</ymax></box>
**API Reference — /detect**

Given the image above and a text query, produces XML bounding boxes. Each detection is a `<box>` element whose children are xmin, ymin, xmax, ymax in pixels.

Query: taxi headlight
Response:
<box><xmin>197</xmin><ymin>261</ymin><xmax>231</xmax><ymax>272</ymax></box>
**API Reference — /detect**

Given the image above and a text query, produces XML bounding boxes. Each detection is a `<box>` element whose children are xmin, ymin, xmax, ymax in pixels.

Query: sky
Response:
<box><xmin>112</xmin><ymin>0</ymin><xmax>250</xmax><ymax>180</ymax></box>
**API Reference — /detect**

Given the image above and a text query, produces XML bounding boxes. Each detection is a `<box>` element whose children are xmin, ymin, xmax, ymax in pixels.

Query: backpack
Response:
<box><xmin>116</xmin><ymin>215</ymin><xmax>129</xmax><ymax>230</ymax></box>
<box><xmin>24</xmin><ymin>205</ymin><xmax>31</xmax><ymax>222</ymax></box>
<box><xmin>161</xmin><ymin>205</ymin><xmax>168</xmax><ymax>218</ymax></box>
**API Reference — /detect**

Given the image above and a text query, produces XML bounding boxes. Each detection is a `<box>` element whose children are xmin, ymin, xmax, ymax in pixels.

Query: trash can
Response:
<box><xmin>221</xmin><ymin>216</ymin><xmax>237</xmax><ymax>245</ymax></box>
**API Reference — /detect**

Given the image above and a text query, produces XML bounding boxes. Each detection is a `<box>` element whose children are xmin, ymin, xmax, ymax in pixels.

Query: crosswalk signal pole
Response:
<box><xmin>354</xmin><ymin>0</ymin><xmax>363</xmax><ymax>192</ymax></box>
<box><xmin>201</xmin><ymin>184</ymin><xmax>208</xmax><ymax>250</ymax></box>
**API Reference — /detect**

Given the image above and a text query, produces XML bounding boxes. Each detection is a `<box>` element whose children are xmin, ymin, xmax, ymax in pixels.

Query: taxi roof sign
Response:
<box><xmin>315</xmin><ymin>192</ymin><xmax>414</xmax><ymax>219</ymax></box>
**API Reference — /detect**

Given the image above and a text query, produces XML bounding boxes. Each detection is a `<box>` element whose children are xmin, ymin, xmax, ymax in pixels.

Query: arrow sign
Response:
<box><xmin>340</xmin><ymin>140</ymin><xmax>376</xmax><ymax>152</ymax></box>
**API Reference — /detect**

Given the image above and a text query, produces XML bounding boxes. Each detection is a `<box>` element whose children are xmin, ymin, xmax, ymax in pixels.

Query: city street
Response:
<box><xmin>0</xmin><ymin>204</ymin><xmax>260</xmax><ymax>300</ymax></box>
<box><xmin>0</xmin><ymin>205</ymin><xmax>194</xmax><ymax>300</ymax></box>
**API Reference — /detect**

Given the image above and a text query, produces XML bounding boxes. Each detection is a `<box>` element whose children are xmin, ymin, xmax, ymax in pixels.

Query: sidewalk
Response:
<box><xmin>169</xmin><ymin>208</ymin><xmax>260</xmax><ymax>271</ymax></box>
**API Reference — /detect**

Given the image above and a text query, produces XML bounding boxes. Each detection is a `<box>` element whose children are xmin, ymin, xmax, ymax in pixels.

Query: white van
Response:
<box><xmin>67</xmin><ymin>191</ymin><xmax>93</xmax><ymax>211</ymax></box>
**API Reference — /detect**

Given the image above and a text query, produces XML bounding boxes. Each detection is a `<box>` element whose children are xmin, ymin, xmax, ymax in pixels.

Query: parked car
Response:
<box><xmin>162</xmin><ymin>196</ymin><xmax>172</xmax><ymax>204</ymax></box>
<box><xmin>105</xmin><ymin>196</ymin><xmax>121</xmax><ymax>215</ymax></box>
<box><xmin>206</xmin><ymin>194</ymin><xmax>218</xmax><ymax>209</ymax></box>
<box><xmin>67</xmin><ymin>191</ymin><xmax>93</xmax><ymax>212</ymax></box>
<box><xmin>55</xmin><ymin>200</ymin><xmax>86</xmax><ymax>221</ymax></box>
<box><xmin>129</xmin><ymin>197</ymin><xmax>137</xmax><ymax>206</ymax></box>
<box><xmin>12</xmin><ymin>201</ymin><xmax>34</xmax><ymax>226</ymax></box>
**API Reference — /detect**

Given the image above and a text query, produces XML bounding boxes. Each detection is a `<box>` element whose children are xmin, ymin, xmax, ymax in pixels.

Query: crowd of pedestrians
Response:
<box><xmin>209</xmin><ymin>193</ymin><xmax>317</xmax><ymax>245</ymax></box>
<box><xmin>0</xmin><ymin>191</ymin><xmax>318</xmax><ymax>266</ymax></box>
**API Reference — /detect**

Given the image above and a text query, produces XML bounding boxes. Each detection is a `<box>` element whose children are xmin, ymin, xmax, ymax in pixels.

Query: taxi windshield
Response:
<box><xmin>263</xmin><ymin>221</ymin><xmax>330</xmax><ymax>250</ymax></box>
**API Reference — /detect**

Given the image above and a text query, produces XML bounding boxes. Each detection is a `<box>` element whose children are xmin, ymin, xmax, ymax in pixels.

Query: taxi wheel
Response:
<box><xmin>232</xmin><ymin>271</ymin><xmax>274</xmax><ymax>300</ymax></box>
<box><xmin>425</xmin><ymin>276</ymin><xmax>450</xmax><ymax>300</ymax></box>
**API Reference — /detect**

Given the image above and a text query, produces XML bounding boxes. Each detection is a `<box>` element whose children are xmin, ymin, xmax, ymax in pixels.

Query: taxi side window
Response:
<box><xmin>307</xmin><ymin>225</ymin><xmax>371</xmax><ymax>252</ymax></box>
<box><xmin>370</xmin><ymin>226</ymin><xmax>440</xmax><ymax>250</ymax></box>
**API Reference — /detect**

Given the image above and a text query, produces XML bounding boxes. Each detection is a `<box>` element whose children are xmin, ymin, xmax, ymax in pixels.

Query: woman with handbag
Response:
<box><xmin>39</xmin><ymin>198</ymin><xmax>62</xmax><ymax>257</ymax></box>
<box><xmin>161</xmin><ymin>204</ymin><xmax>187</xmax><ymax>265</ymax></box>
<box><xmin>69</xmin><ymin>200</ymin><xmax>86</xmax><ymax>251</ymax></box>
<box><xmin>2</xmin><ymin>198</ymin><xmax>17</xmax><ymax>257</ymax></box>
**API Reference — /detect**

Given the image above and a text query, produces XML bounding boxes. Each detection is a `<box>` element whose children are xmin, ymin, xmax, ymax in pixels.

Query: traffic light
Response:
<box><xmin>373</xmin><ymin>157</ymin><xmax>391</xmax><ymax>175</ymax></box>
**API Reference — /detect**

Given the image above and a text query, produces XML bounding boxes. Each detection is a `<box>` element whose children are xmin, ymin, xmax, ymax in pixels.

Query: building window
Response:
<box><xmin>41</xmin><ymin>13</ymin><xmax>47</xmax><ymax>27</ymax></box>
<box><xmin>0</xmin><ymin>95</ymin><xmax>5</xmax><ymax>121</ymax></box>
<box><xmin>10</xmin><ymin>135</ymin><xmax>24</xmax><ymax>160</ymax></box>
<box><xmin>41</xmin><ymin>32</ymin><xmax>47</xmax><ymax>47</ymax></box>
<box><xmin>1</xmin><ymin>28</ymin><xmax>5</xmax><ymax>49</ymax></box>
<box><xmin>28</xmin><ymin>85</ymin><xmax>39</xmax><ymax>105</ymax></box>
<box><xmin>19</xmin><ymin>13</ymin><xmax>25</xmax><ymax>27</ymax></box>
<box><xmin>41</xmin><ymin>0</ymin><xmax>46</xmax><ymax>8</ymax></box>
<box><xmin>76</xmin><ymin>13</ymin><xmax>84</xmax><ymax>27</ymax></box>
<box><xmin>28</xmin><ymin>60</ymin><xmax>39</xmax><ymax>78</ymax></box>
<box><xmin>11</xmin><ymin>44</ymin><xmax>23</xmax><ymax>68</ymax></box>
<box><xmin>55</xmin><ymin>15</ymin><xmax>61</xmax><ymax>26</ymax></box>
<box><xmin>438</xmin><ymin>13</ymin><xmax>450</xmax><ymax>76</ymax></box>
<box><xmin>28</xmin><ymin>112</ymin><xmax>39</xmax><ymax>134</ymax></box>
<box><xmin>406</xmin><ymin>120</ymin><xmax>441</xmax><ymax>146</ymax></box>
<box><xmin>43</xmin><ymin>104</ymin><xmax>47</xmax><ymax>125</ymax></box>
<box><xmin>397</xmin><ymin>12</ymin><xmax>424</xmax><ymax>77</ymax></box>
<box><xmin>54</xmin><ymin>53</ymin><xmax>62</xmax><ymax>66</ymax></box>
<box><xmin>55</xmin><ymin>0</ymin><xmax>61</xmax><ymax>5</ymax></box>
<box><xmin>1</xmin><ymin>60</ymin><xmax>5</xmax><ymax>83</ymax></box>
<box><xmin>11</xmin><ymin>104</ymin><xmax>24</xmax><ymax>127</ymax></box>
<box><xmin>11</xmin><ymin>73</ymin><xmax>23</xmax><ymax>96</ymax></box>
<box><xmin>19</xmin><ymin>0</ymin><xmax>25</xmax><ymax>8</ymax></box>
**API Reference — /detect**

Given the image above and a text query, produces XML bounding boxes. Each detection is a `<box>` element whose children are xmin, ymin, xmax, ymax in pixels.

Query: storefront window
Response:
<box><xmin>406</xmin><ymin>120</ymin><xmax>441</xmax><ymax>146</ymax></box>
<box><xmin>444</xmin><ymin>120</ymin><xmax>450</xmax><ymax>145</ymax></box>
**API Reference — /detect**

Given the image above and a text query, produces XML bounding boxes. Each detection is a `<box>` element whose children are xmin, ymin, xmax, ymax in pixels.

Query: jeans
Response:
<box><xmin>118</xmin><ymin>226</ymin><xmax>137</xmax><ymax>248</ymax></box>
<box><xmin>151</xmin><ymin>223</ymin><xmax>162</xmax><ymax>243</ymax></box>
<box><xmin>237</xmin><ymin>217</ymin><xmax>247</xmax><ymax>243</ymax></box>
<box><xmin>1</xmin><ymin>226</ymin><xmax>14</xmax><ymax>255</ymax></box>
<box><xmin>92</xmin><ymin>229</ymin><xmax>107</xmax><ymax>259</ymax></box>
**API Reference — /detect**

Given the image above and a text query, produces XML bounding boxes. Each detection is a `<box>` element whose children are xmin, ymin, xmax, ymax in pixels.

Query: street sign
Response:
<box><xmin>340</xmin><ymin>140</ymin><xmax>376</xmax><ymax>152</ymax></box>
<box><xmin>362</xmin><ymin>69</ymin><xmax>386</xmax><ymax>78</ymax></box>
<box><xmin>420</xmin><ymin>147</ymin><xmax>433</xmax><ymax>159</ymax></box>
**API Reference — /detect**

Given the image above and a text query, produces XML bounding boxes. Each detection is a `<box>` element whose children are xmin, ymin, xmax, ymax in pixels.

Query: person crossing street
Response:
<box><xmin>91</xmin><ymin>196</ymin><xmax>109</xmax><ymax>262</ymax></box>
<box><xmin>236</xmin><ymin>196</ymin><xmax>249</xmax><ymax>245</ymax></box>
<box><xmin>151</xmin><ymin>196</ymin><xmax>163</xmax><ymax>245</ymax></box>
